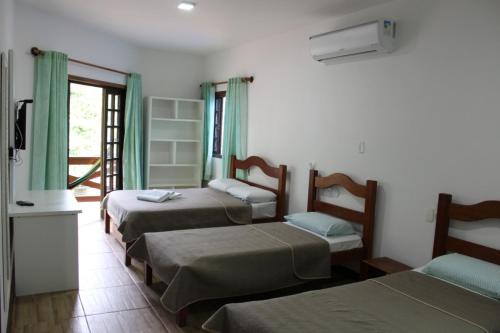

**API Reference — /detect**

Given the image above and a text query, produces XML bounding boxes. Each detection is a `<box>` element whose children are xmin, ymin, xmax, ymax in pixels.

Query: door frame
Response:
<box><xmin>101</xmin><ymin>85</ymin><xmax>126</xmax><ymax>198</ymax></box>
<box><xmin>67</xmin><ymin>75</ymin><xmax>126</xmax><ymax>201</ymax></box>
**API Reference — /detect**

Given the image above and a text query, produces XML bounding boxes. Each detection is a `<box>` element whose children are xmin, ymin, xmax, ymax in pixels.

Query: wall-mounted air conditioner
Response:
<box><xmin>310</xmin><ymin>19</ymin><xmax>396</xmax><ymax>62</ymax></box>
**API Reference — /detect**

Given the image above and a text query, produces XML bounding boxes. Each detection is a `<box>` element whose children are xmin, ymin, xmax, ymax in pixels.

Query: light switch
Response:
<box><xmin>358</xmin><ymin>141</ymin><xmax>365</xmax><ymax>154</ymax></box>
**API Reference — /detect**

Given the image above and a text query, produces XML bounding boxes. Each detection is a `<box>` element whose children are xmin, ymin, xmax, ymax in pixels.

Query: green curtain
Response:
<box><xmin>221</xmin><ymin>77</ymin><xmax>248</xmax><ymax>178</ymax></box>
<box><xmin>123</xmin><ymin>73</ymin><xmax>144</xmax><ymax>189</ymax></box>
<box><xmin>201</xmin><ymin>82</ymin><xmax>215</xmax><ymax>181</ymax></box>
<box><xmin>30</xmin><ymin>51</ymin><xmax>68</xmax><ymax>190</ymax></box>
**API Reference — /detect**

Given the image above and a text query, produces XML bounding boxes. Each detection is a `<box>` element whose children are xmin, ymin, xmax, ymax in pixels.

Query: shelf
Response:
<box><xmin>149</xmin><ymin>96</ymin><xmax>203</xmax><ymax>103</ymax></box>
<box><xmin>151</xmin><ymin>117</ymin><xmax>201</xmax><ymax>123</ymax></box>
<box><xmin>149</xmin><ymin>141</ymin><xmax>174</xmax><ymax>164</ymax></box>
<box><xmin>150</xmin><ymin>120</ymin><xmax>201</xmax><ymax>141</ymax></box>
<box><xmin>149</xmin><ymin>182</ymin><xmax>199</xmax><ymax>187</ymax></box>
<box><xmin>150</xmin><ymin>164</ymin><xmax>198</xmax><ymax>167</ymax></box>
<box><xmin>150</xmin><ymin>139</ymin><xmax>200</xmax><ymax>143</ymax></box>
<box><xmin>151</xmin><ymin>99</ymin><xmax>175</xmax><ymax>118</ymax></box>
<box><xmin>146</xmin><ymin>96</ymin><xmax>203</xmax><ymax>189</ymax></box>
<box><xmin>177</xmin><ymin>100</ymin><xmax>203</xmax><ymax>120</ymax></box>
<box><xmin>176</xmin><ymin>141</ymin><xmax>200</xmax><ymax>164</ymax></box>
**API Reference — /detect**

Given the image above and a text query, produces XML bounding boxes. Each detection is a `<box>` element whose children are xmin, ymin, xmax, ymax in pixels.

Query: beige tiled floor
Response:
<box><xmin>11</xmin><ymin>202</ymin><xmax>205</xmax><ymax>333</ymax></box>
<box><xmin>11</xmin><ymin>202</ymin><xmax>355</xmax><ymax>333</ymax></box>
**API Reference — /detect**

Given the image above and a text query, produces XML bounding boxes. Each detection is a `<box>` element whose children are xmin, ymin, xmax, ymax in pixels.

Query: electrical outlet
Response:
<box><xmin>425</xmin><ymin>209</ymin><xmax>435</xmax><ymax>223</ymax></box>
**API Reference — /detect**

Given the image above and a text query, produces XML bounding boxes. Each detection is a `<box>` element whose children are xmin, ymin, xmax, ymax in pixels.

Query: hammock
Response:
<box><xmin>68</xmin><ymin>159</ymin><xmax>101</xmax><ymax>189</ymax></box>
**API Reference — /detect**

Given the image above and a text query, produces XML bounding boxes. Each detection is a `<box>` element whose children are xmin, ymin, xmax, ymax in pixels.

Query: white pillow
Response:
<box><xmin>208</xmin><ymin>178</ymin><xmax>249</xmax><ymax>192</ymax></box>
<box><xmin>227</xmin><ymin>185</ymin><xmax>276</xmax><ymax>203</ymax></box>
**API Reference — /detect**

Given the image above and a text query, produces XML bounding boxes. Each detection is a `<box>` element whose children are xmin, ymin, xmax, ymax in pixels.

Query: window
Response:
<box><xmin>212</xmin><ymin>91</ymin><xmax>226</xmax><ymax>157</ymax></box>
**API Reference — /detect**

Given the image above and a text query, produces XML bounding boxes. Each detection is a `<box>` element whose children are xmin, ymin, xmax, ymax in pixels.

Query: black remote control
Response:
<box><xmin>16</xmin><ymin>200</ymin><xmax>34</xmax><ymax>206</ymax></box>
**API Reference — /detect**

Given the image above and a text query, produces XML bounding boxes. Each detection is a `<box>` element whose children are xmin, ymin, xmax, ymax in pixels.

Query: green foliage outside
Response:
<box><xmin>68</xmin><ymin>83</ymin><xmax>102</xmax><ymax>194</ymax></box>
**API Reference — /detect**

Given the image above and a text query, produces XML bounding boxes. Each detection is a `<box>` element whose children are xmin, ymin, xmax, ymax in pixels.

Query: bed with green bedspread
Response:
<box><xmin>102</xmin><ymin>188</ymin><xmax>252</xmax><ymax>242</ymax></box>
<box><xmin>128</xmin><ymin>222</ymin><xmax>331</xmax><ymax>313</ymax></box>
<box><xmin>203</xmin><ymin>271</ymin><xmax>500</xmax><ymax>333</ymax></box>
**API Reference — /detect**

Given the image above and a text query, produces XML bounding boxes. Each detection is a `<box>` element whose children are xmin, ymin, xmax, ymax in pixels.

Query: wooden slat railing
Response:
<box><xmin>68</xmin><ymin>156</ymin><xmax>101</xmax><ymax>202</ymax></box>
<box><xmin>69</xmin><ymin>156</ymin><xmax>100</xmax><ymax>165</ymax></box>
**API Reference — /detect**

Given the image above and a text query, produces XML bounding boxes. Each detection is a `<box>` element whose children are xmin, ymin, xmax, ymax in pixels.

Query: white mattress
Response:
<box><xmin>284</xmin><ymin>222</ymin><xmax>363</xmax><ymax>253</ymax></box>
<box><xmin>251</xmin><ymin>201</ymin><xmax>276</xmax><ymax>219</ymax></box>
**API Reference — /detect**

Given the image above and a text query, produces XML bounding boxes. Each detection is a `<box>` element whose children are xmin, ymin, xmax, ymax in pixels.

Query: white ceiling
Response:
<box><xmin>18</xmin><ymin>0</ymin><xmax>392</xmax><ymax>54</ymax></box>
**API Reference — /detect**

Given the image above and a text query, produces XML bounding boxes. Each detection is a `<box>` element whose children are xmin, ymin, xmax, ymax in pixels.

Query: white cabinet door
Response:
<box><xmin>0</xmin><ymin>51</ymin><xmax>11</xmax><ymax>333</ymax></box>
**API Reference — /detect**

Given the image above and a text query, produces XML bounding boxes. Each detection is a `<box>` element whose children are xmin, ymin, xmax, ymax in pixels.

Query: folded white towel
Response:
<box><xmin>136</xmin><ymin>190</ymin><xmax>182</xmax><ymax>203</ymax></box>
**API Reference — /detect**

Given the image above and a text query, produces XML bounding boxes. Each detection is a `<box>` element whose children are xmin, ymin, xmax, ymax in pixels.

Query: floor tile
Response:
<box><xmin>79</xmin><ymin>223</ymin><xmax>105</xmax><ymax>236</ymax></box>
<box><xmin>79</xmin><ymin>240</ymin><xmax>112</xmax><ymax>255</ymax></box>
<box><xmin>79</xmin><ymin>229</ymin><xmax>107</xmax><ymax>242</ymax></box>
<box><xmin>79</xmin><ymin>221</ymin><xmax>106</xmax><ymax>238</ymax></box>
<box><xmin>13</xmin><ymin>291</ymin><xmax>84</xmax><ymax>328</ymax></box>
<box><xmin>79</xmin><ymin>267</ymin><xmax>134</xmax><ymax>290</ymax></box>
<box><xmin>12</xmin><ymin>202</ymin><xmax>212</xmax><ymax>332</ymax></box>
<box><xmin>136</xmin><ymin>283</ymin><xmax>206</xmax><ymax>333</ymax></box>
<box><xmin>11</xmin><ymin>316</ymin><xmax>90</xmax><ymax>333</ymax></box>
<box><xmin>79</xmin><ymin>285</ymin><xmax>149</xmax><ymax>315</ymax></box>
<box><xmin>106</xmin><ymin>238</ymin><xmax>125</xmax><ymax>255</ymax></box>
<box><xmin>86</xmin><ymin>308</ymin><xmax>167</xmax><ymax>333</ymax></box>
<box><xmin>151</xmin><ymin>305</ymin><xmax>205</xmax><ymax>333</ymax></box>
<box><xmin>150</xmin><ymin>305</ymin><xmax>181</xmax><ymax>333</ymax></box>
<box><xmin>79</xmin><ymin>253</ymin><xmax>121</xmax><ymax>270</ymax></box>
<box><xmin>79</xmin><ymin>217</ymin><xmax>102</xmax><ymax>227</ymax></box>
<box><xmin>136</xmin><ymin>282</ymin><xmax>167</xmax><ymax>309</ymax></box>
<box><xmin>120</xmin><ymin>252</ymin><xmax>150</xmax><ymax>283</ymax></box>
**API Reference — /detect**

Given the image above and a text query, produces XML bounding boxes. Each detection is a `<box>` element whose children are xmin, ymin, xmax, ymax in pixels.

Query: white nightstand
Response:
<box><xmin>9</xmin><ymin>190</ymin><xmax>81</xmax><ymax>296</ymax></box>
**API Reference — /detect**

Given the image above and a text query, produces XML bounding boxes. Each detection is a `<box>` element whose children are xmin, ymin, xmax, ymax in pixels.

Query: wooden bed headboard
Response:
<box><xmin>433</xmin><ymin>193</ymin><xmax>500</xmax><ymax>265</ymax></box>
<box><xmin>229</xmin><ymin>155</ymin><xmax>287</xmax><ymax>222</ymax></box>
<box><xmin>307</xmin><ymin>170</ymin><xmax>378</xmax><ymax>260</ymax></box>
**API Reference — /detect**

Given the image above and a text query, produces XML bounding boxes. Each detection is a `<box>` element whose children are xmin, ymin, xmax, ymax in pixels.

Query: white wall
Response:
<box><xmin>204</xmin><ymin>0</ymin><xmax>500</xmax><ymax>267</ymax></box>
<box><xmin>13</xmin><ymin>2</ymin><xmax>205</xmax><ymax>192</ymax></box>
<box><xmin>0</xmin><ymin>0</ymin><xmax>13</xmax><ymax>52</ymax></box>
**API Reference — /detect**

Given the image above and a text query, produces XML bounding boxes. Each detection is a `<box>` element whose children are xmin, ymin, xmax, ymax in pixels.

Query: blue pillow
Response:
<box><xmin>285</xmin><ymin>212</ymin><xmax>355</xmax><ymax>237</ymax></box>
<box><xmin>422</xmin><ymin>253</ymin><xmax>500</xmax><ymax>299</ymax></box>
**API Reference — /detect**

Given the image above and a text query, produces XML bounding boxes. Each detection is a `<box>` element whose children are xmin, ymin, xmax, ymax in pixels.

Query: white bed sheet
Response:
<box><xmin>284</xmin><ymin>222</ymin><xmax>363</xmax><ymax>253</ymax></box>
<box><xmin>251</xmin><ymin>202</ymin><xmax>276</xmax><ymax>219</ymax></box>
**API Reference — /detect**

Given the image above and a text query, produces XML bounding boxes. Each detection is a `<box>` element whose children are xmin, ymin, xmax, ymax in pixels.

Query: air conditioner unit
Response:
<box><xmin>310</xmin><ymin>19</ymin><xmax>396</xmax><ymax>62</ymax></box>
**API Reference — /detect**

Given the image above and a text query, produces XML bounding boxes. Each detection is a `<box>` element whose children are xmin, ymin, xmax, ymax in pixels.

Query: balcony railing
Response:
<box><xmin>68</xmin><ymin>156</ymin><xmax>101</xmax><ymax>202</ymax></box>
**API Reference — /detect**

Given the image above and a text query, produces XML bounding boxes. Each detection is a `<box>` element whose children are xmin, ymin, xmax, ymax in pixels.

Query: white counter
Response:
<box><xmin>9</xmin><ymin>190</ymin><xmax>81</xmax><ymax>217</ymax></box>
<box><xmin>9</xmin><ymin>190</ymin><xmax>81</xmax><ymax>296</ymax></box>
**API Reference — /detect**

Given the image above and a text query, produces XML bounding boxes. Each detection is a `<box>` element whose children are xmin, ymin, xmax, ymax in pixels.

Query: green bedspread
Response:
<box><xmin>102</xmin><ymin>188</ymin><xmax>252</xmax><ymax>242</ymax></box>
<box><xmin>128</xmin><ymin>222</ymin><xmax>331</xmax><ymax>313</ymax></box>
<box><xmin>203</xmin><ymin>271</ymin><xmax>500</xmax><ymax>333</ymax></box>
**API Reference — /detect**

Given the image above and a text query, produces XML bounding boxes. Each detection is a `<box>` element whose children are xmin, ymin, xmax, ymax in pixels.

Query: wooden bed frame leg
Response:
<box><xmin>125</xmin><ymin>242</ymin><xmax>132</xmax><ymax>266</ymax></box>
<box><xmin>145</xmin><ymin>263</ymin><xmax>153</xmax><ymax>286</ymax></box>
<box><xmin>105</xmin><ymin>211</ymin><xmax>110</xmax><ymax>234</ymax></box>
<box><xmin>176</xmin><ymin>307</ymin><xmax>188</xmax><ymax>327</ymax></box>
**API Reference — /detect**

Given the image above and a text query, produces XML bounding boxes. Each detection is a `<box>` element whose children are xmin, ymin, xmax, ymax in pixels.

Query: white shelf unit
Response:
<box><xmin>144</xmin><ymin>97</ymin><xmax>204</xmax><ymax>189</ymax></box>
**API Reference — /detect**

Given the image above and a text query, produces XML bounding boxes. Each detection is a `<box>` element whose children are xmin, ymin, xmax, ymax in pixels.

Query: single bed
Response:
<box><xmin>127</xmin><ymin>169</ymin><xmax>378</xmax><ymax>325</ymax></box>
<box><xmin>202</xmin><ymin>193</ymin><xmax>500</xmax><ymax>333</ymax></box>
<box><xmin>103</xmin><ymin>155</ymin><xmax>287</xmax><ymax>265</ymax></box>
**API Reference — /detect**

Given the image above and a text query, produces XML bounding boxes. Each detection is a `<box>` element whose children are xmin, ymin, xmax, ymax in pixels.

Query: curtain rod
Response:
<box><xmin>30</xmin><ymin>47</ymin><xmax>130</xmax><ymax>76</ymax></box>
<box><xmin>200</xmin><ymin>76</ymin><xmax>254</xmax><ymax>88</ymax></box>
